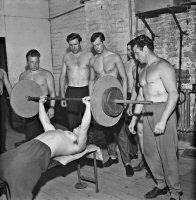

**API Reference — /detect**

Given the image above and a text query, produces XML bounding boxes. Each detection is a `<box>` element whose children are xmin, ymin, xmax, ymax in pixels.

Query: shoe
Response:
<box><xmin>125</xmin><ymin>165</ymin><xmax>134</xmax><ymax>177</ymax></box>
<box><xmin>133</xmin><ymin>160</ymin><xmax>145</xmax><ymax>172</ymax></box>
<box><xmin>145</xmin><ymin>171</ymin><xmax>151</xmax><ymax>179</ymax></box>
<box><xmin>103</xmin><ymin>157</ymin><xmax>119</xmax><ymax>168</ymax></box>
<box><xmin>130</xmin><ymin>154</ymin><xmax>138</xmax><ymax>160</ymax></box>
<box><xmin>144</xmin><ymin>187</ymin><xmax>168</xmax><ymax>199</ymax></box>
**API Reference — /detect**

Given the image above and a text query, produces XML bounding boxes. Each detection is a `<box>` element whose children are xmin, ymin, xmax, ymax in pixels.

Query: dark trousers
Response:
<box><xmin>64</xmin><ymin>86</ymin><xmax>89</xmax><ymax>131</ymax></box>
<box><xmin>0</xmin><ymin>96</ymin><xmax>6</xmax><ymax>152</ymax></box>
<box><xmin>143</xmin><ymin>103</ymin><xmax>182</xmax><ymax>198</ymax></box>
<box><xmin>0</xmin><ymin>139</ymin><xmax>51</xmax><ymax>200</ymax></box>
<box><xmin>25</xmin><ymin>100</ymin><xmax>53</xmax><ymax>141</ymax></box>
<box><xmin>125</xmin><ymin>92</ymin><xmax>138</xmax><ymax>157</ymax></box>
<box><xmin>103</xmin><ymin>112</ymin><xmax>132</xmax><ymax>166</ymax></box>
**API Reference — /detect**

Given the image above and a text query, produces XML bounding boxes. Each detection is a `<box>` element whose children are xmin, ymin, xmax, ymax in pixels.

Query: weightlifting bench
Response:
<box><xmin>52</xmin><ymin>144</ymin><xmax>103</xmax><ymax>193</ymax></box>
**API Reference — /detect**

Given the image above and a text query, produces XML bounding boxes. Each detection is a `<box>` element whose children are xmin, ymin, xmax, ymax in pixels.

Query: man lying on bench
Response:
<box><xmin>0</xmin><ymin>96</ymin><xmax>91</xmax><ymax>200</ymax></box>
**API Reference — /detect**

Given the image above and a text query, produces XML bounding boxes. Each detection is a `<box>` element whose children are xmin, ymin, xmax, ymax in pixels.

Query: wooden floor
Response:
<box><xmin>0</xmin><ymin>122</ymin><xmax>195</xmax><ymax>200</ymax></box>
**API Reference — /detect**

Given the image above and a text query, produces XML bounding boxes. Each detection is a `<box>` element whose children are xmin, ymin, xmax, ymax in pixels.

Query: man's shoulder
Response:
<box><xmin>82</xmin><ymin>51</ymin><xmax>93</xmax><ymax>57</ymax></box>
<box><xmin>39</xmin><ymin>68</ymin><xmax>53</xmax><ymax>76</ymax></box>
<box><xmin>157</xmin><ymin>58</ymin><xmax>173</xmax><ymax>69</ymax></box>
<box><xmin>19</xmin><ymin>70</ymin><xmax>27</xmax><ymax>78</ymax></box>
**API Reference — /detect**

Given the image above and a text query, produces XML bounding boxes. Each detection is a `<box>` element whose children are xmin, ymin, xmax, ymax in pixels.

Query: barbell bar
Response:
<box><xmin>10</xmin><ymin>76</ymin><xmax>153</xmax><ymax>126</ymax></box>
<box><xmin>26</xmin><ymin>96</ymin><xmax>152</xmax><ymax>105</ymax></box>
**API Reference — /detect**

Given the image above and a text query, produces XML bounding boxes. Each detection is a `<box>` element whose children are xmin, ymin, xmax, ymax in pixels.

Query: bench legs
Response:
<box><xmin>75</xmin><ymin>151</ymin><xmax>99</xmax><ymax>193</ymax></box>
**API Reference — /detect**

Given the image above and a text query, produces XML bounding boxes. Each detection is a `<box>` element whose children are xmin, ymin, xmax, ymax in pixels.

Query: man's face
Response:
<box><xmin>92</xmin><ymin>37</ymin><xmax>104</xmax><ymax>54</ymax></box>
<box><xmin>127</xmin><ymin>45</ymin><xmax>135</xmax><ymax>59</ymax></box>
<box><xmin>27</xmin><ymin>56</ymin><xmax>40</xmax><ymax>71</ymax></box>
<box><xmin>68</xmin><ymin>39</ymin><xmax>81</xmax><ymax>54</ymax></box>
<box><xmin>133</xmin><ymin>45</ymin><xmax>146</xmax><ymax>63</ymax></box>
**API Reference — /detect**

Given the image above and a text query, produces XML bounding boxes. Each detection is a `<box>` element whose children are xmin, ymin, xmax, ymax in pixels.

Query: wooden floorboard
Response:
<box><xmin>0</xmin><ymin>123</ymin><xmax>195</xmax><ymax>200</ymax></box>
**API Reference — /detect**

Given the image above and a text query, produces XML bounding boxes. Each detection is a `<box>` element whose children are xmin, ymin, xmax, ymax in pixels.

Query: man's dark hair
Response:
<box><xmin>127</xmin><ymin>38</ymin><xmax>137</xmax><ymax>50</ymax></box>
<box><xmin>135</xmin><ymin>34</ymin><xmax>154</xmax><ymax>51</ymax></box>
<box><xmin>127</xmin><ymin>38</ymin><xmax>137</xmax><ymax>60</ymax></box>
<box><xmin>26</xmin><ymin>49</ymin><xmax>40</xmax><ymax>59</ymax></box>
<box><xmin>90</xmin><ymin>32</ymin><xmax>105</xmax><ymax>43</ymax></box>
<box><xmin>66</xmin><ymin>33</ymin><xmax>82</xmax><ymax>43</ymax></box>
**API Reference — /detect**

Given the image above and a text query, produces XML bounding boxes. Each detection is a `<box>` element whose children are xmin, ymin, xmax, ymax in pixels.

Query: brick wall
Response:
<box><xmin>85</xmin><ymin>0</ymin><xmax>130</xmax><ymax>62</ymax></box>
<box><xmin>49</xmin><ymin>0</ymin><xmax>86</xmax><ymax>95</ymax></box>
<box><xmin>49</xmin><ymin>0</ymin><xmax>196</xmax><ymax>133</ymax></box>
<box><xmin>135</xmin><ymin>5</ymin><xmax>196</xmax><ymax>130</ymax></box>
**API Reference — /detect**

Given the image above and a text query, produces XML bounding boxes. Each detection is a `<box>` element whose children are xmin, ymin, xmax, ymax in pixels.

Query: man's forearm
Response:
<box><xmin>160</xmin><ymin>91</ymin><xmax>178</xmax><ymax>123</ymax></box>
<box><xmin>122</xmin><ymin>77</ymin><xmax>127</xmax><ymax>100</ymax></box>
<box><xmin>77</xmin><ymin>105</ymin><xmax>91</xmax><ymax>150</ymax></box>
<box><xmin>89</xmin><ymin>80</ymin><xmax>94</xmax><ymax>96</ymax></box>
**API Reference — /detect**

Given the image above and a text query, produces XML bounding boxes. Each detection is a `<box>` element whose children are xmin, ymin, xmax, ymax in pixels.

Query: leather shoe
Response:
<box><xmin>144</xmin><ymin>186</ymin><xmax>168</xmax><ymax>199</ymax></box>
<box><xmin>125</xmin><ymin>165</ymin><xmax>134</xmax><ymax>177</ymax></box>
<box><xmin>103</xmin><ymin>157</ymin><xmax>119</xmax><ymax>168</ymax></box>
<box><xmin>133</xmin><ymin>160</ymin><xmax>145</xmax><ymax>172</ymax></box>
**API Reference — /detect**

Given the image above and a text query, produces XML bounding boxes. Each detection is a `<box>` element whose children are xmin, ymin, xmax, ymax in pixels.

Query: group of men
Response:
<box><xmin>0</xmin><ymin>32</ymin><xmax>181</xmax><ymax>200</ymax></box>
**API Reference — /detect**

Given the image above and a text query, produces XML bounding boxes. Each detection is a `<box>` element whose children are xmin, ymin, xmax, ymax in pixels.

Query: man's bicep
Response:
<box><xmin>116</xmin><ymin>56</ymin><xmax>126</xmax><ymax>78</ymax></box>
<box><xmin>161</xmin><ymin>64</ymin><xmax>177</xmax><ymax>93</ymax></box>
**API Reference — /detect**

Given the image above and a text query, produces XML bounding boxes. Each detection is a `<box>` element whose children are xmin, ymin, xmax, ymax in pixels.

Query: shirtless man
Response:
<box><xmin>126</xmin><ymin>40</ymin><xmax>150</xmax><ymax>176</ymax></box>
<box><xmin>0</xmin><ymin>96</ymin><xmax>91</xmax><ymax>200</ymax></box>
<box><xmin>59</xmin><ymin>33</ymin><xmax>93</xmax><ymax>131</ymax></box>
<box><xmin>0</xmin><ymin>69</ymin><xmax>12</xmax><ymax>153</ymax></box>
<box><xmin>129</xmin><ymin>35</ymin><xmax>181</xmax><ymax>200</ymax></box>
<box><xmin>89</xmin><ymin>32</ymin><xmax>134</xmax><ymax>177</ymax></box>
<box><xmin>124</xmin><ymin>40</ymin><xmax>139</xmax><ymax>159</ymax></box>
<box><xmin>19</xmin><ymin>49</ymin><xmax>56</xmax><ymax>141</ymax></box>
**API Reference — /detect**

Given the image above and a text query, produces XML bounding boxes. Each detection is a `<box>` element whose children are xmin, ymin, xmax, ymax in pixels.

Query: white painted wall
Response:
<box><xmin>1</xmin><ymin>0</ymin><xmax>52</xmax><ymax>85</ymax></box>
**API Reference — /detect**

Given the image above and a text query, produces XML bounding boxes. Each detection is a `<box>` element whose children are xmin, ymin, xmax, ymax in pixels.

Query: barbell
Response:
<box><xmin>10</xmin><ymin>75</ymin><xmax>152</xmax><ymax>127</ymax></box>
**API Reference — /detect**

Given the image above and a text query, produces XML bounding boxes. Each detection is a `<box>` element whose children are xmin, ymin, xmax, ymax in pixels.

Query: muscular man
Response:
<box><xmin>126</xmin><ymin>40</ymin><xmax>150</xmax><ymax>176</ymax></box>
<box><xmin>19</xmin><ymin>49</ymin><xmax>56</xmax><ymax>141</ymax></box>
<box><xmin>60</xmin><ymin>33</ymin><xmax>93</xmax><ymax>131</ymax></box>
<box><xmin>0</xmin><ymin>96</ymin><xmax>91</xmax><ymax>200</ymax></box>
<box><xmin>89</xmin><ymin>32</ymin><xmax>134</xmax><ymax>177</ymax></box>
<box><xmin>124</xmin><ymin>40</ymin><xmax>139</xmax><ymax>159</ymax></box>
<box><xmin>129</xmin><ymin>35</ymin><xmax>182</xmax><ymax>200</ymax></box>
<box><xmin>0</xmin><ymin>69</ymin><xmax>12</xmax><ymax>153</ymax></box>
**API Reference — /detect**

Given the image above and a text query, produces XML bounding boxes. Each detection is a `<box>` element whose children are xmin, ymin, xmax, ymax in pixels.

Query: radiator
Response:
<box><xmin>177</xmin><ymin>89</ymin><xmax>192</xmax><ymax>132</ymax></box>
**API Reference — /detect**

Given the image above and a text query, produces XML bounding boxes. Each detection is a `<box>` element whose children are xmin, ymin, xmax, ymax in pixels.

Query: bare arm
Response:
<box><xmin>39</xmin><ymin>97</ymin><xmax>55</xmax><ymax>131</ymax></box>
<box><xmin>128</xmin><ymin>87</ymin><xmax>144</xmax><ymax>134</ymax></box>
<box><xmin>89</xmin><ymin>59</ymin><xmax>95</xmax><ymax>96</ymax></box>
<box><xmin>127</xmin><ymin>63</ymin><xmax>137</xmax><ymax>115</ymax></box>
<box><xmin>2</xmin><ymin>70</ymin><xmax>12</xmax><ymax>95</ymax></box>
<box><xmin>154</xmin><ymin>62</ymin><xmax>178</xmax><ymax>134</ymax></box>
<box><xmin>59</xmin><ymin>55</ymin><xmax>67</xmax><ymax>98</ymax></box>
<box><xmin>46</xmin><ymin>71</ymin><xmax>56</xmax><ymax>118</ymax></box>
<box><xmin>76</xmin><ymin>96</ymin><xmax>91</xmax><ymax>152</ymax></box>
<box><xmin>116</xmin><ymin>55</ymin><xmax>127</xmax><ymax>100</ymax></box>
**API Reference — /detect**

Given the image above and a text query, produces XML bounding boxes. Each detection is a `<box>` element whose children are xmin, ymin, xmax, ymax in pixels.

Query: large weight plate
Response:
<box><xmin>10</xmin><ymin>80</ymin><xmax>43</xmax><ymax>118</ymax></box>
<box><xmin>91</xmin><ymin>75</ymin><xmax>123</xmax><ymax>127</ymax></box>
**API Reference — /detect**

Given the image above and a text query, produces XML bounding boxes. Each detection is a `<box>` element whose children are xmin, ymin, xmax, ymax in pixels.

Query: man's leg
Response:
<box><xmin>0</xmin><ymin>96</ymin><xmax>6</xmax><ymax>153</ymax></box>
<box><xmin>115</xmin><ymin>113</ymin><xmax>134</xmax><ymax>176</ymax></box>
<box><xmin>103</xmin><ymin>126</ymin><xmax>119</xmax><ymax>167</ymax></box>
<box><xmin>133</xmin><ymin>119</ymin><xmax>146</xmax><ymax>171</ymax></box>
<box><xmin>142</xmin><ymin>105</ymin><xmax>168</xmax><ymax>199</ymax></box>
<box><xmin>157</xmin><ymin>111</ymin><xmax>182</xmax><ymax>199</ymax></box>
